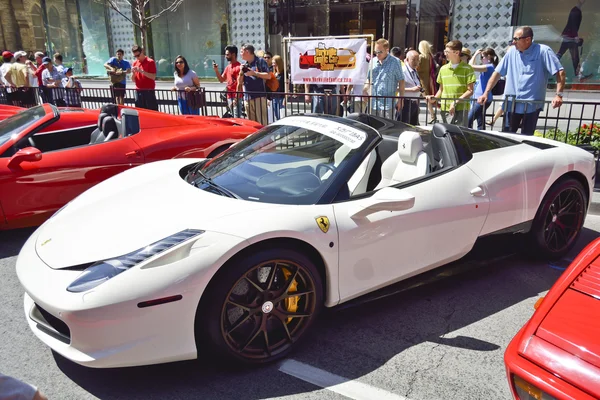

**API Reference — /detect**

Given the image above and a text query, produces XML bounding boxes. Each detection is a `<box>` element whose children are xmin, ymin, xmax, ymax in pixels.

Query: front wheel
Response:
<box><xmin>199</xmin><ymin>248</ymin><xmax>323</xmax><ymax>364</ymax></box>
<box><xmin>528</xmin><ymin>178</ymin><xmax>587</xmax><ymax>260</ymax></box>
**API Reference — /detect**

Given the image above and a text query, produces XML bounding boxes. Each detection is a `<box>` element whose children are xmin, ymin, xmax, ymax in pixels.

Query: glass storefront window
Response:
<box><xmin>78</xmin><ymin>0</ymin><xmax>110</xmax><ymax>76</ymax></box>
<box><xmin>150</xmin><ymin>0</ymin><xmax>229</xmax><ymax>78</ymax></box>
<box><xmin>519</xmin><ymin>0</ymin><xmax>600</xmax><ymax>85</ymax></box>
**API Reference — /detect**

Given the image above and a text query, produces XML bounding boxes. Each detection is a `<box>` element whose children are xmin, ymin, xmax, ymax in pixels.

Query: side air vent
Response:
<box><xmin>522</xmin><ymin>140</ymin><xmax>557</xmax><ymax>150</ymax></box>
<box><xmin>571</xmin><ymin>260</ymin><xmax>600</xmax><ymax>299</ymax></box>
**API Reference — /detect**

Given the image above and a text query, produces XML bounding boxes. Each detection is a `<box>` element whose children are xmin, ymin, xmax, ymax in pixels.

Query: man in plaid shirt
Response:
<box><xmin>368</xmin><ymin>38</ymin><xmax>405</xmax><ymax>119</ymax></box>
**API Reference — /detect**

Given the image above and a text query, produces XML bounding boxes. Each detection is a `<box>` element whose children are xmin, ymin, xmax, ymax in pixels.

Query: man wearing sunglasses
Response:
<box><xmin>131</xmin><ymin>45</ymin><xmax>158</xmax><ymax>111</ymax></box>
<box><xmin>477</xmin><ymin>26</ymin><xmax>565</xmax><ymax>135</ymax></box>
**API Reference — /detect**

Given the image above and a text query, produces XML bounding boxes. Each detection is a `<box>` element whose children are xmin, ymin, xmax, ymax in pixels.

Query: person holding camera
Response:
<box><xmin>237</xmin><ymin>44</ymin><xmax>270</xmax><ymax>125</ymax></box>
<box><xmin>400</xmin><ymin>50</ymin><xmax>422</xmax><ymax>125</ymax></box>
<box><xmin>213</xmin><ymin>45</ymin><xmax>243</xmax><ymax>118</ymax></box>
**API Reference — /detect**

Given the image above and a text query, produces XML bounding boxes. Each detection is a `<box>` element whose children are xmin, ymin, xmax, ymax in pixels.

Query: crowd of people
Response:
<box><xmin>1</xmin><ymin>25</ymin><xmax>567</xmax><ymax>135</ymax></box>
<box><xmin>0</xmin><ymin>50</ymin><xmax>82</xmax><ymax>108</ymax></box>
<box><xmin>207</xmin><ymin>25</ymin><xmax>566</xmax><ymax>135</ymax></box>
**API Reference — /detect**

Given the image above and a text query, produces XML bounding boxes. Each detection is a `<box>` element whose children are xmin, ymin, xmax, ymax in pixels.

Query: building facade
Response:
<box><xmin>268</xmin><ymin>0</ymin><xmax>600</xmax><ymax>88</ymax></box>
<box><xmin>1</xmin><ymin>0</ymin><xmax>598</xmax><ymax>86</ymax></box>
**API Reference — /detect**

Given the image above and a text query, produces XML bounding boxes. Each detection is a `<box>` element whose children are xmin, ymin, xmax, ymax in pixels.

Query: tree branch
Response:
<box><xmin>146</xmin><ymin>0</ymin><xmax>185</xmax><ymax>23</ymax></box>
<box><xmin>105</xmin><ymin>0</ymin><xmax>140</xmax><ymax>28</ymax></box>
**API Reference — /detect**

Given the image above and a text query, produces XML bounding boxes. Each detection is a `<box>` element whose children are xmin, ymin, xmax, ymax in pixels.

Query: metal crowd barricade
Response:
<box><xmin>1</xmin><ymin>86</ymin><xmax>599</xmax><ymax>156</ymax></box>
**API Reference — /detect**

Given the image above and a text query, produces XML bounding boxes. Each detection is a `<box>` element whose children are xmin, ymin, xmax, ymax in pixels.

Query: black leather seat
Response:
<box><xmin>89</xmin><ymin>116</ymin><xmax>119</xmax><ymax>144</ymax></box>
<box><xmin>430</xmin><ymin>123</ymin><xmax>472</xmax><ymax>170</ymax></box>
<box><xmin>102</xmin><ymin>117</ymin><xmax>119</xmax><ymax>141</ymax></box>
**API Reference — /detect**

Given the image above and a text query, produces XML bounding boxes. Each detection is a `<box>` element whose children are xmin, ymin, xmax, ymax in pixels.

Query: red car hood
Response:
<box><xmin>534</xmin><ymin>258</ymin><xmax>600</xmax><ymax>370</ymax></box>
<box><xmin>536</xmin><ymin>287</ymin><xmax>600</xmax><ymax>369</ymax></box>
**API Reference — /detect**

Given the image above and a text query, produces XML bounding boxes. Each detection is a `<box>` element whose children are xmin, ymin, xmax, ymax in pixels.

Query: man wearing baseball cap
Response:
<box><xmin>62</xmin><ymin>67</ymin><xmax>82</xmax><ymax>107</ymax></box>
<box><xmin>1</xmin><ymin>51</ymin><xmax>15</xmax><ymax>103</ymax></box>
<box><xmin>4</xmin><ymin>51</ymin><xmax>35</xmax><ymax>106</ymax></box>
<box><xmin>41</xmin><ymin>56</ymin><xmax>65</xmax><ymax>106</ymax></box>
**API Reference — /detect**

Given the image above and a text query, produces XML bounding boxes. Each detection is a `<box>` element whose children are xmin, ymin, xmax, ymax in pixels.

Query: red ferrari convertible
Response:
<box><xmin>505</xmin><ymin>237</ymin><xmax>600</xmax><ymax>400</ymax></box>
<box><xmin>0</xmin><ymin>104</ymin><xmax>262</xmax><ymax>229</ymax></box>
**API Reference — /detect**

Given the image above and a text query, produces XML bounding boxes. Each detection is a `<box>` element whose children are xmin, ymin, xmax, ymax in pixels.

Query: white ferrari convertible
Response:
<box><xmin>17</xmin><ymin>114</ymin><xmax>595</xmax><ymax>368</ymax></box>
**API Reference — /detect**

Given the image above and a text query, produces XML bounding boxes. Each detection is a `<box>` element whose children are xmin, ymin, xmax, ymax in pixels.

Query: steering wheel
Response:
<box><xmin>316</xmin><ymin>163</ymin><xmax>336</xmax><ymax>179</ymax></box>
<box><xmin>28</xmin><ymin>137</ymin><xmax>36</xmax><ymax>147</ymax></box>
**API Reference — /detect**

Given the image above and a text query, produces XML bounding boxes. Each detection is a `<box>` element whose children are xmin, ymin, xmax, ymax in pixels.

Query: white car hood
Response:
<box><xmin>35</xmin><ymin>159</ymin><xmax>271</xmax><ymax>269</ymax></box>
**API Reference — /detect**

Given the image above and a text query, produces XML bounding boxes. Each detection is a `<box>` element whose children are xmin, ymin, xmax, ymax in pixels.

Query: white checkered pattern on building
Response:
<box><xmin>451</xmin><ymin>0</ymin><xmax>514</xmax><ymax>57</ymax></box>
<box><xmin>229</xmin><ymin>0</ymin><xmax>267</xmax><ymax>51</ymax></box>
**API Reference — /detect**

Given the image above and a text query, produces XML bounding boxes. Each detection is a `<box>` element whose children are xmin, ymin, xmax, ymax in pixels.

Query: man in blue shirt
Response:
<box><xmin>104</xmin><ymin>49</ymin><xmax>131</xmax><ymax>105</ymax></box>
<box><xmin>368</xmin><ymin>38</ymin><xmax>405</xmax><ymax>120</ymax></box>
<box><xmin>237</xmin><ymin>44</ymin><xmax>270</xmax><ymax>125</ymax></box>
<box><xmin>478</xmin><ymin>26</ymin><xmax>565</xmax><ymax>135</ymax></box>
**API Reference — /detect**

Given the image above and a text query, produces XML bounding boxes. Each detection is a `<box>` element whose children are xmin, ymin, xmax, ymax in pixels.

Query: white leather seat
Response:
<box><xmin>348</xmin><ymin>150</ymin><xmax>376</xmax><ymax>196</ymax></box>
<box><xmin>321</xmin><ymin>145</ymin><xmax>377</xmax><ymax>196</ymax></box>
<box><xmin>375</xmin><ymin>131</ymin><xmax>428</xmax><ymax>190</ymax></box>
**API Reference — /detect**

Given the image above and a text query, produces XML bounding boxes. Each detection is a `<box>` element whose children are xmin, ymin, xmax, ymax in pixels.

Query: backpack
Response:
<box><xmin>266</xmin><ymin>72</ymin><xmax>279</xmax><ymax>92</ymax></box>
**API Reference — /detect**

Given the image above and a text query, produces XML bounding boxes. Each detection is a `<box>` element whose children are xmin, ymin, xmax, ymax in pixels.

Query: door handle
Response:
<box><xmin>125</xmin><ymin>150</ymin><xmax>140</xmax><ymax>158</ymax></box>
<box><xmin>470</xmin><ymin>186</ymin><xmax>485</xmax><ymax>197</ymax></box>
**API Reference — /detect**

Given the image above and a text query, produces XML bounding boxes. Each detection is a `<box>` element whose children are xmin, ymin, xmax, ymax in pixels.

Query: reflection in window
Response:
<box><xmin>48</xmin><ymin>6</ymin><xmax>65</xmax><ymax>55</ymax></box>
<box><xmin>150</xmin><ymin>0</ymin><xmax>229</xmax><ymax>78</ymax></box>
<box><xmin>31</xmin><ymin>4</ymin><xmax>46</xmax><ymax>51</ymax></box>
<box><xmin>77</xmin><ymin>0</ymin><xmax>110</xmax><ymax>76</ymax></box>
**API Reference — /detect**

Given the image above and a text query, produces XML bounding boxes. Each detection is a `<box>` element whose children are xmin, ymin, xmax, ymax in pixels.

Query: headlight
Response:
<box><xmin>513</xmin><ymin>375</ymin><xmax>557</xmax><ymax>400</ymax></box>
<box><xmin>66</xmin><ymin>229</ymin><xmax>204</xmax><ymax>293</ymax></box>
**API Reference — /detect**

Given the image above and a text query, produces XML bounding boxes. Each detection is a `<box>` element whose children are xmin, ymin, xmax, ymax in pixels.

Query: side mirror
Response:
<box><xmin>7</xmin><ymin>147</ymin><xmax>42</xmax><ymax>169</ymax></box>
<box><xmin>349</xmin><ymin>187</ymin><xmax>415</xmax><ymax>219</ymax></box>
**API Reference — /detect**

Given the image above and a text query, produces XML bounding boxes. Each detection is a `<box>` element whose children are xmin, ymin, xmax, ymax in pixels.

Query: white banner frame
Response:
<box><xmin>282</xmin><ymin>35</ymin><xmax>374</xmax><ymax>97</ymax></box>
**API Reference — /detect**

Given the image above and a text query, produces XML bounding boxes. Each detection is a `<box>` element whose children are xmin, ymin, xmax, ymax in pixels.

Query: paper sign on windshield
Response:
<box><xmin>272</xmin><ymin>116</ymin><xmax>367</xmax><ymax>149</ymax></box>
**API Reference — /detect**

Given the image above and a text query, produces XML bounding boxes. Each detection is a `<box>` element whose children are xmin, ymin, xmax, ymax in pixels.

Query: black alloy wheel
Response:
<box><xmin>529</xmin><ymin>178</ymin><xmax>586</xmax><ymax>260</ymax></box>
<box><xmin>200</xmin><ymin>248</ymin><xmax>323</xmax><ymax>364</ymax></box>
<box><xmin>543</xmin><ymin>187</ymin><xmax>585</xmax><ymax>253</ymax></box>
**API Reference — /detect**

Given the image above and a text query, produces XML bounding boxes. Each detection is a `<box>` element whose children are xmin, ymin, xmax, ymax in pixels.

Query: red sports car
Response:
<box><xmin>505</xmin><ymin>237</ymin><xmax>600</xmax><ymax>400</ymax></box>
<box><xmin>0</xmin><ymin>104</ymin><xmax>261</xmax><ymax>230</ymax></box>
<box><xmin>0</xmin><ymin>104</ymin><xmax>23</xmax><ymax>119</ymax></box>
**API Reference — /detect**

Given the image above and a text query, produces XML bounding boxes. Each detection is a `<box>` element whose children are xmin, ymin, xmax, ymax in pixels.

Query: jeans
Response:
<box><xmin>228</xmin><ymin>98</ymin><xmax>243</xmax><ymax>118</ymax></box>
<box><xmin>271</xmin><ymin>97</ymin><xmax>284</xmax><ymax>120</ymax></box>
<box><xmin>504</xmin><ymin>110</ymin><xmax>541</xmax><ymax>136</ymax></box>
<box><xmin>468</xmin><ymin>100</ymin><xmax>492</xmax><ymax>130</ymax></box>
<box><xmin>178</xmin><ymin>98</ymin><xmax>200</xmax><ymax>115</ymax></box>
<box><xmin>312</xmin><ymin>94</ymin><xmax>339</xmax><ymax>115</ymax></box>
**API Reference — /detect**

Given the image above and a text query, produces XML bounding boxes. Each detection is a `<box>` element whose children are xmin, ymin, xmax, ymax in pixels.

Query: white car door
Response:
<box><xmin>333</xmin><ymin>165</ymin><xmax>490</xmax><ymax>303</ymax></box>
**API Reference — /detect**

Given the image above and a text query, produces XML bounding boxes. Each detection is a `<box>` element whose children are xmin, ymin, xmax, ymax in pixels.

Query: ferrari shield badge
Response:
<box><xmin>315</xmin><ymin>216</ymin><xmax>330</xmax><ymax>233</ymax></box>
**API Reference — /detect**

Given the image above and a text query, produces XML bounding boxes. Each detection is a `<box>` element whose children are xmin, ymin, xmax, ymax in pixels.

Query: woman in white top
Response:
<box><xmin>172</xmin><ymin>55</ymin><xmax>201</xmax><ymax>115</ymax></box>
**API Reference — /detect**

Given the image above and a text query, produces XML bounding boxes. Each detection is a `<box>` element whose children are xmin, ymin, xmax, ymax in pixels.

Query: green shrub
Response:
<box><xmin>534</xmin><ymin>123</ymin><xmax>600</xmax><ymax>150</ymax></box>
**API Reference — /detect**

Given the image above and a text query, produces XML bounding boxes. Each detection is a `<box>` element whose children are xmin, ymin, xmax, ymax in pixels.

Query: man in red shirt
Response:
<box><xmin>131</xmin><ymin>45</ymin><xmax>158</xmax><ymax>111</ymax></box>
<box><xmin>213</xmin><ymin>45</ymin><xmax>242</xmax><ymax>117</ymax></box>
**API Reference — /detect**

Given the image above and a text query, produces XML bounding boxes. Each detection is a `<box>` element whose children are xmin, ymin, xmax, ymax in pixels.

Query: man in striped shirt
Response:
<box><xmin>427</xmin><ymin>40</ymin><xmax>475</xmax><ymax>127</ymax></box>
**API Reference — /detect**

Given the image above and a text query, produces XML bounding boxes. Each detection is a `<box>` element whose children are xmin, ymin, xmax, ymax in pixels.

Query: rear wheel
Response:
<box><xmin>199</xmin><ymin>248</ymin><xmax>323</xmax><ymax>364</ymax></box>
<box><xmin>528</xmin><ymin>178</ymin><xmax>587</xmax><ymax>260</ymax></box>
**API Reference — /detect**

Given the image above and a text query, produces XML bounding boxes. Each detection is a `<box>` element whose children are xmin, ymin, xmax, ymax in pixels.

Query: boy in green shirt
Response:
<box><xmin>426</xmin><ymin>40</ymin><xmax>475</xmax><ymax>127</ymax></box>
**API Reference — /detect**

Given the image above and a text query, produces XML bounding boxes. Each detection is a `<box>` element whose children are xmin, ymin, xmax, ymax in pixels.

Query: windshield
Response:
<box><xmin>189</xmin><ymin>116</ymin><xmax>373</xmax><ymax>205</ymax></box>
<box><xmin>0</xmin><ymin>106</ymin><xmax>47</xmax><ymax>147</ymax></box>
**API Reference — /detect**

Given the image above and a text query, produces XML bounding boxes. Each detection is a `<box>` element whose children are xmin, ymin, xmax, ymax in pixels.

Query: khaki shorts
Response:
<box><xmin>245</xmin><ymin>97</ymin><xmax>268</xmax><ymax>125</ymax></box>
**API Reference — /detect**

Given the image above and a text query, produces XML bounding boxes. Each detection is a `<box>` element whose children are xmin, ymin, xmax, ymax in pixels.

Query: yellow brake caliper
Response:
<box><xmin>282</xmin><ymin>267</ymin><xmax>299</xmax><ymax>323</ymax></box>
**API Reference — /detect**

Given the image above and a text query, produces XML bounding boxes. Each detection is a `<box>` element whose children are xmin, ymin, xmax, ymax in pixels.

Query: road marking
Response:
<box><xmin>279</xmin><ymin>359</ymin><xmax>410</xmax><ymax>400</ymax></box>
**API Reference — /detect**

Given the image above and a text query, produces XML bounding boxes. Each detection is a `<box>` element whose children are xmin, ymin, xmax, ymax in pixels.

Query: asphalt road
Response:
<box><xmin>1</xmin><ymin>214</ymin><xmax>600</xmax><ymax>400</ymax></box>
